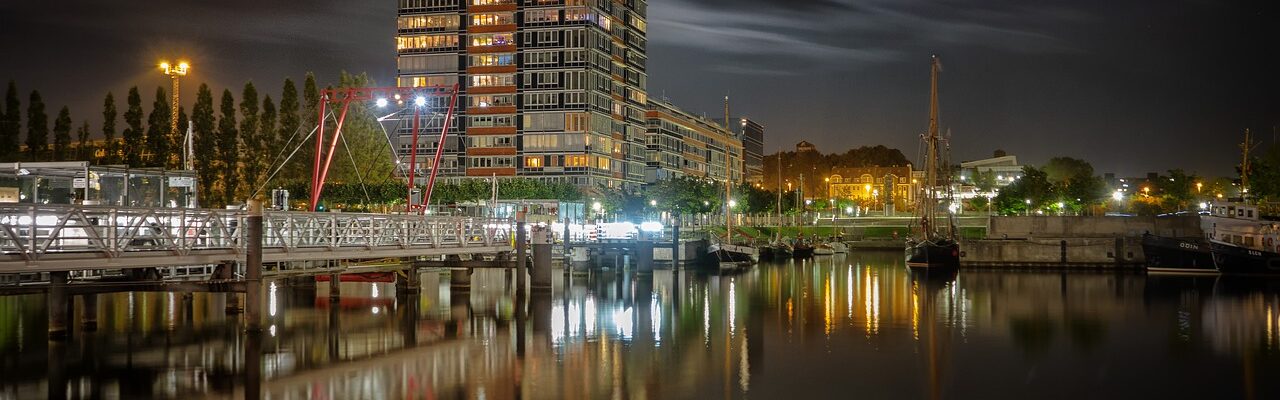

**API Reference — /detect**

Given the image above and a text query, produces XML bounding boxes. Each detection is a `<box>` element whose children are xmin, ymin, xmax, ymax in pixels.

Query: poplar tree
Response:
<box><xmin>122</xmin><ymin>87</ymin><xmax>144</xmax><ymax>166</ymax></box>
<box><xmin>217</xmin><ymin>89</ymin><xmax>240</xmax><ymax>205</ymax></box>
<box><xmin>76</xmin><ymin>121</ymin><xmax>91</xmax><ymax>161</ymax></box>
<box><xmin>25</xmin><ymin>91</ymin><xmax>47</xmax><ymax>160</ymax></box>
<box><xmin>173</xmin><ymin>105</ymin><xmax>188</xmax><ymax>169</ymax></box>
<box><xmin>278</xmin><ymin>78</ymin><xmax>300</xmax><ymax>151</ymax></box>
<box><xmin>0</xmin><ymin>81</ymin><xmax>19</xmax><ymax>160</ymax></box>
<box><xmin>295</xmin><ymin>73</ymin><xmax>319</xmax><ymax>184</ymax></box>
<box><xmin>239</xmin><ymin>82</ymin><xmax>261</xmax><ymax>196</ymax></box>
<box><xmin>258</xmin><ymin>95</ymin><xmax>277</xmax><ymax>187</ymax></box>
<box><xmin>192</xmin><ymin>84</ymin><xmax>217</xmax><ymax>206</ymax></box>
<box><xmin>101</xmin><ymin>92</ymin><xmax>117</xmax><ymax>164</ymax></box>
<box><xmin>146</xmin><ymin>86</ymin><xmax>171</xmax><ymax>167</ymax></box>
<box><xmin>52</xmin><ymin>106</ymin><xmax>71</xmax><ymax>161</ymax></box>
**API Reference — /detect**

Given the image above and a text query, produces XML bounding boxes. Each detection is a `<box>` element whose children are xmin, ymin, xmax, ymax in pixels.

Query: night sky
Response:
<box><xmin>1</xmin><ymin>0</ymin><xmax>1275</xmax><ymax>176</ymax></box>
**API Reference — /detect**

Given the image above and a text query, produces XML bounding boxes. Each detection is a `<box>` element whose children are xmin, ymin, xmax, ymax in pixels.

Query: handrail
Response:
<box><xmin>0</xmin><ymin>204</ymin><xmax>513</xmax><ymax>269</ymax></box>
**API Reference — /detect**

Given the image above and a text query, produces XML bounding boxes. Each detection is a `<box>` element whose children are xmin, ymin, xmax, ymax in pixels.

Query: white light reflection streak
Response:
<box><xmin>268</xmin><ymin>281</ymin><xmax>278</xmax><ymax>317</ymax></box>
<box><xmin>729</xmin><ymin>281</ymin><xmax>737</xmax><ymax>336</ymax></box>
<box><xmin>703</xmin><ymin>287</ymin><xmax>710</xmax><ymax>347</ymax></box>
<box><xmin>552</xmin><ymin>303</ymin><xmax>566</xmax><ymax>344</ymax></box>
<box><xmin>614</xmin><ymin>306</ymin><xmax>634</xmax><ymax>339</ymax></box>
<box><xmin>847</xmin><ymin>266</ymin><xmax>853</xmax><ymax>322</ymax></box>
<box><xmin>584</xmin><ymin>298</ymin><xmax>596</xmax><ymax>337</ymax></box>
<box><xmin>651</xmin><ymin>293</ymin><xmax>661</xmax><ymax>344</ymax></box>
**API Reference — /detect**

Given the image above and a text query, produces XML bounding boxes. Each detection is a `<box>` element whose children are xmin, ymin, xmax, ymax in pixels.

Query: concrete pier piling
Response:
<box><xmin>448</xmin><ymin>255</ymin><xmax>471</xmax><ymax>290</ymax></box>
<box><xmin>81</xmin><ymin>294</ymin><xmax>98</xmax><ymax>331</ymax></box>
<box><xmin>245</xmin><ymin>200</ymin><xmax>264</xmax><ymax>332</ymax></box>
<box><xmin>48</xmin><ymin>271</ymin><xmax>69</xmax><ymax>339</ymax></box>
<box><xmin>531</xmin><ymin>225</ymin><xmax>552</xmax><ymax>291</ymax></box>
<box><xmin>516</xmin><ymin>209</ymin><xmax>527</xmax><ymax>293</ymax></box>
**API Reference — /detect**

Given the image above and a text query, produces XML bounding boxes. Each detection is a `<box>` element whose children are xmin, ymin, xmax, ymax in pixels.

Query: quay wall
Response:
<box><xmin>962</xmin><ymin>216</ymin><xmax>1201</xmax><ymax>268</ymax></box>
<box><xmin>988</xmin><ymin>216</ymin><xmax>1201</xmax><ymax>239</ymax></box>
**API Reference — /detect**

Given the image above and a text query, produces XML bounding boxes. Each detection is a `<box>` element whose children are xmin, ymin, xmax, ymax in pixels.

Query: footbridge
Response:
<box><xmin>0</xmin><ymin>204</ymin><xmax>514</xmax><ymax>273</ymax></box>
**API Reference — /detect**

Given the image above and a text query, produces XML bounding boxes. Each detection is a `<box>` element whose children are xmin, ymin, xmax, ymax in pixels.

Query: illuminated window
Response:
<box><xmin>469</xmin><ymin>53</ymin><xmax>514</xmax><ymax>67</ymax></box>
<box><xmin>470</xmin><ymin>0</ymin><xmax>512</xmax><ymax>5</ymax></box>
<box><xmin>525</xmin><ymin>157</ymin><xmax>543</xmax><ymax>168</ymax></box>
<box><xmin>470</xmin><ymin>74</ymin><xmax>514</xmax><ymax>87</ymax></box>
<box><xmin>468</xmin><ymin>94</ymin><xmax>513</xmax><ymax>107</ymax></box>
<box><xmin>471</xmin><ymin>12</ymin><xmax>514</xmax><ymax>26</ymax></box>
<box><xmin>396</xmin><ymin>34</ymin><xmax>459</xmax><ymax>51</ymax></box>
<box><xmin>470</xmin><ymin>33</ymin><xmax>513</xmax><ymax>47</ymax></box>
<box><xmin>397</xmin><ymin>15</ymin><xmax>459</xmax><ymax>30</ymax></box>
<box><xmin>565</xmin><ymin>155</ymin><xmax>589</xmax><ymax>167</ymax></box>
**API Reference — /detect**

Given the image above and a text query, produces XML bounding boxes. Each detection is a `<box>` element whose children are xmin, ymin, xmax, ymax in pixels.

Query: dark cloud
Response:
<box><xmin>1</xmin><ymin>0</ymin><xmax>1276</xmax><ymax>177</ymax></box>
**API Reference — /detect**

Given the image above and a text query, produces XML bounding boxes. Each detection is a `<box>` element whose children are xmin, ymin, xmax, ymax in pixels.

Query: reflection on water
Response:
<box><xmin>3</xmin><ymin>253</ymin><xmax>1280</xmax><ymax>399</ymax></box>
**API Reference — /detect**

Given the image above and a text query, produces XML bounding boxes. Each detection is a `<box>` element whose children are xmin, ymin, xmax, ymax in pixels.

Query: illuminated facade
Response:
<box><xmin>827</xmin><ymin>166</ymin><xmax>915</xmax><ymax>206</ymax></box>
<box><xmin>395</xmin><ymin>0</ymin><xmax>649</xmax><ymax>190</ymax></box>
<box><xmin>644</xmin><ymin>99</ymin><xmax>744</xmax><ymax>184</ymax></box>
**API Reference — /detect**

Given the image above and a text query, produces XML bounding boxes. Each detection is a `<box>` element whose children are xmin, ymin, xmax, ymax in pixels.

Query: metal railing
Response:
<box><xmin>0</xmin><ymin>204</ymin><xmax>513</xmax><ymax>272</ymax></box>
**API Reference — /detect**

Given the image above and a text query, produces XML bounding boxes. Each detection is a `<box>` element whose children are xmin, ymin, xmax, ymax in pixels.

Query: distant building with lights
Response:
<box><xmin>715</xmin><ymin>117</ymin><xmax>764</xmax><ymax>184</ymax></box>
<box><xmin>958</xmin><ymin>151</ymin><xmax>1024</xmax><ymax>188</ymax></box>
<box><xmin>394</xmin><ymin>0</ymin><xmax>650</xmax><ymax>191</ymax></box>
<box><xmin>644</xmin><ymin>99</ymin><xmax>744</xmax><ymax>184</ymax></box>
<box><xmin>827</xmin><ymin>166</ymin><xmax>915</xmax><ymax>210</ymax></box>
<box><xmin>795</xmin><ymin>141</ymin><xmax>817</xmax><ymax>153</ymax></box>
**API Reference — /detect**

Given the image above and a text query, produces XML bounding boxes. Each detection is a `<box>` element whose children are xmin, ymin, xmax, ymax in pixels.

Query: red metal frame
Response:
<box><xmin>309</xmin><ymin>85</ymin><xmax>460</xmax><ymax>212</ymax></box>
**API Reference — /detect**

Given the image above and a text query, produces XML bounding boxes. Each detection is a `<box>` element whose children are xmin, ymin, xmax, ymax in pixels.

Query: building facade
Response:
<box><xmin>395</xmin><ymin>0</ymin><xmax>649</xmax><ymax>191</ymax></box>
<box><xmin>827</xmin><ymin>166</ymin><xmax>915</xmax><ymax>208</ymax></box>
<box><xmin>716</xmin><ymin>117</ymin><xmax>764</xmax><ymax>184</ymax></box>
<box><xmin>958</xmin><ymin>153</ymin><xmax>1023</xmax><ymax>188</ymax></box>
<box><xmin>644</xmin><ymin>99</ymin><xmax>744</xmax><ymax>184</ymax></box>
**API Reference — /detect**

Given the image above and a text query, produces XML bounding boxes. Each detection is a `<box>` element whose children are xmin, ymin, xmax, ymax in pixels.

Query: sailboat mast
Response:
<box><xmin>1241</xmin><ymin>128</ymin><xmax>1254</xmax><ymax>198</ymax></box>
<box><xmin>724</xmin><ymin>95</ymin><xmax>733</xmax><ymax>243</ymax></box>
<box><xmin>926</xmin><ymin>56</ymin><xmax>941</xmax><ymax>235</ymax></box>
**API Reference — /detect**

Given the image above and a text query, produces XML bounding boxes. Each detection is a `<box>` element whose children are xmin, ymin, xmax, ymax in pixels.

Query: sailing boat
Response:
<box><xmin>906</xmin><ymin>55</ymin><xmax>961</xmax><ymax>270</ymax></box>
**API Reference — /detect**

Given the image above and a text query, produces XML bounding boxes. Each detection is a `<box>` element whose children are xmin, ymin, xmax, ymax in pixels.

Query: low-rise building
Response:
<box><xmin>959</xmin><ymin>151</ymin><xmax>1024</xmax><ymax>188</ymax></box>
<box><xmin>644</xmin><ymin>99</ymin><xmax>744</xmax><ymax>184</ymax></box>
<box><xmin>827</xmin><ymin>165</ymin><xmax>915</xmax><ymax>208</ymax></box>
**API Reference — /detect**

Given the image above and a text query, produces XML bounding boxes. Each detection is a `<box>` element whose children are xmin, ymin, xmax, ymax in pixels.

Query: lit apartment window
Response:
<box><xmin>525</xmin><ymin>157</ymin><xmax>543</xmax><ymax>168</ymax></box>
<box><xmin>397</xmin><ymin>15</ymin><xmax>460</xmax><ymax>30</ymax></box>
<box><xmin>470</xmin><ymin>33</ymin><xmax>513</xmax><ymax>47</ymax></box>
<box><xmin>471</xmin><ymin>12</ymin><xmax>514</xmax><ymax>26</ymax></box>
<box><xmin>396</xmin><ymin>34</ymin><xmax>459</xmax><ymax>51</ymax></box>
<box><xmin>469</xmin><ymin>53</ymin><xmax>514</xmax><ymax>67</ymax></box>
<box><xmin>468</xmin><ymin>94</ymin><xmax>514</xmax><ymax>107</ymax></box>
<box><xmin>470</xmin><ymin>0</ymin><xmax>513</xmax><ymax>5</ymax></box>
<box><xmin>565</xmin><ymin>155</ymin><xmax>589</xmax><ymax>167</ymax></box>
<box><xmin>470</xmin><ymin>74</ymin><xmax>515</xmax><ymax>87</ymax></box>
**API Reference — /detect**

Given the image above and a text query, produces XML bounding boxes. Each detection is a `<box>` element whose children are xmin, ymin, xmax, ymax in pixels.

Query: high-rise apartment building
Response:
<box><xmin>645</xmin><ymin>99</ymin><xmax>744</xmax><ymax>184</ymax></box>
<box><xmin>395</xmin><ymin>0</ymin><xmax>649</xmax><ymax>191</ymax></box>
<box><xmin>716</xmin><ymin>116</ymin><xmax>764</xmax><ymax>184</ymax></box>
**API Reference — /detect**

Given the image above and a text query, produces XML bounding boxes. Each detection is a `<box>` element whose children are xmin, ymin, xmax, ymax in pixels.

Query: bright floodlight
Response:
<box><xmin>592</xmin><ymin>201</ymin><xmax>602</xmax><ymax>211</ymax></box>
<box><xmin>728</xmin><ymin>199</ymin><xmax>738</xmax><ymax>208</ymax></box>
<box><xmin>1112</xmin><ymin>191</ymin><xmax>1124</xmax><ymax>201</ymax></box>
<box><xmin>649</xmin><ymin>199</ymin><xmax>657</xmax><ymax>206</ymax></box>
<box><xmin>845</xmin><ymin>206</ymin><xmax>854</xmax><ymax>214</ymax></box>
<box><xmin>640</xmin><ymin>221</ymin><xmax>664</xmax><ymax>232</ymax></box>
<box><xmin>375</xmin><ymin>98</ymin><xmax>388</xmax><ymax>108</ymax></box>
<box><xmin>414</xmin><ymin>96</ymin><xmax>426</xmax><ymax>107</ymax></box>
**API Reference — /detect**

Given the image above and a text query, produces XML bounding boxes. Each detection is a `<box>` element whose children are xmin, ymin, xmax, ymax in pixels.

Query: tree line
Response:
<box><xmin>0</xmin><ymin>72</ymin><xmax>395</xmax><ymax>208</ymax></box>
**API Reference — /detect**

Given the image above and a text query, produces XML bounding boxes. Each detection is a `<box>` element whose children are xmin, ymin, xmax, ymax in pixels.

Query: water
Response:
<box><xmin>3</xmin><ymin>252</ymin><xmax>1280</xmax><ymax>399</ymax></box>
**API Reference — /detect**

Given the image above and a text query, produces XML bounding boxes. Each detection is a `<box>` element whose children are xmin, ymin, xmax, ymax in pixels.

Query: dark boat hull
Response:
<box><xmin>1211</xmin><ymin>242</ymin><xmax>1280</xmax><ymax>275</ymax></box>
<box><xmin>792</xmin><ymin>245</ymin><xmax>814</xmax><ymax>258</ymax></box>
<box><xmin>758</xmin><ymin>246</ymin><xmax>776</xmax><ymax>261</ymax></box>
<box><xmin>905</xmin><ymin>240</ymin><xmax>959</xmax><ymax>270</ymax></box>
<box><xmin>1141</xmin><ymin>234</ymin><xmax>1217</xmax><ymax>274</ymax></box>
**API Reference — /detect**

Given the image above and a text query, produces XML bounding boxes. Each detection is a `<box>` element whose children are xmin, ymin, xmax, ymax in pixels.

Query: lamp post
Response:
<box><xmin>159</xmin><ymin>61</ymin><xmax>189</xmax><ymax>168</ymax></box>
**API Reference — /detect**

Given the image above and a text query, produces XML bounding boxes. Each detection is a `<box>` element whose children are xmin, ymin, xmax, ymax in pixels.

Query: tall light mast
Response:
<box><xmin>160</xmin><ymin>60</ymin><xmax>190</xmax><ymax>168</ymax></box>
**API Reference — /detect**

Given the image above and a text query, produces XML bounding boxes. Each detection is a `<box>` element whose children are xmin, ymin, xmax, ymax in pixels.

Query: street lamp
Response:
<box><xmin>728</xmin><ymin>199</ymin><xmax>737</xmax><ymax>208</ymax></box>
<box><xmin>160</xmin><ymin>60</ymin><xmax>190</xmax><ymax>167</ymax></box>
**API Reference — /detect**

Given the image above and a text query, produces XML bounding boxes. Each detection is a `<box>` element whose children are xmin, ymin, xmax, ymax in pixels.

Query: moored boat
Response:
<box><xmin>792</xmin><ymin>242</ymin><xmax>815</xmax><ymax>258</ymax></box>
<box><xmin>1141</xmin><ymin>233</ymin><xmax>1217</xmax><ymax>274</ymax></box>
<box><xmin>814</xmin><ymin>244</ymin><xmax>835</xmax><ymax>256</ymax></box>
<box><xmin>904</xmin><ymin>55</ymin><xmax>960</xmax><ymax>272</ymax></box>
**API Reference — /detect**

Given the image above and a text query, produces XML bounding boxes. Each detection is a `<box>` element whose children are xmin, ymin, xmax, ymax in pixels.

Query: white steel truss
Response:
<box><xmin>0</xmin><ymin>205</ymin><xmax>513</xmax><ymax>272</ymax></box>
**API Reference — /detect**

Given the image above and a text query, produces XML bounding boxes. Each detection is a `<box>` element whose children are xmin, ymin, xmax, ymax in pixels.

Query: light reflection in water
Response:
<box><xmin>3</xmin><ymin>256</ymin><xmax>1280</xmax><ymax>398</ymax></box>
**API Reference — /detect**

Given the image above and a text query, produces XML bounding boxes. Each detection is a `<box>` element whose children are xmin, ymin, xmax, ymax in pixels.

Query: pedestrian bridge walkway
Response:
<box><xmin>0</xmin><ymin>204</ymin><xmax>513</xmax><ymax>273</ymax></box>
